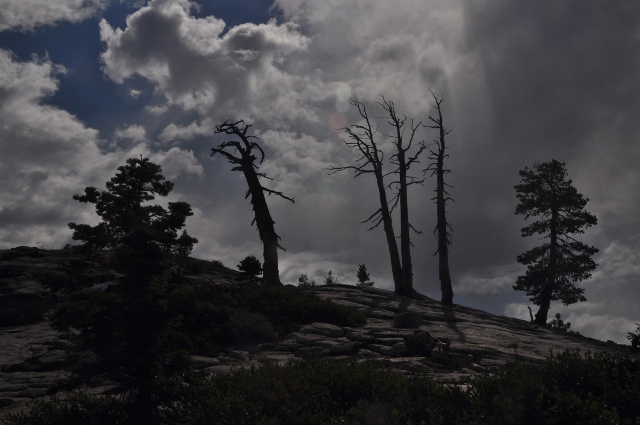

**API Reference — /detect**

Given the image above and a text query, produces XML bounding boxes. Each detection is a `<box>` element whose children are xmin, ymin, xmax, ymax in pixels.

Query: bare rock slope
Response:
<box><xmin>0</xmin><ymin>247</ymin><xmax>631</xmax><ymax>417</ymax></box>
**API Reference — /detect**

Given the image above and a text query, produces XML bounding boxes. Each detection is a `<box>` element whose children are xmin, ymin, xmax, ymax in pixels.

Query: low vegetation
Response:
<box><xmin>167</xmin><ymin>281</ymin><xmax>368</xmax><ymax>355</ymax></box>
<box><xmin>5</xmin><ymin>350</ymin><xmax>639</xmax><ymax>425</ymax></box>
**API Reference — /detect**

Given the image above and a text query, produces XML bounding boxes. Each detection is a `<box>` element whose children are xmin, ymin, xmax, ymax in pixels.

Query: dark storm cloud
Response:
<box><xmin>463</xmin><ymin>1</ymin><xmax>640</xmax><ymax>157</ymax></box>
<box><xmin>456</xmin><ymin>1</ymin><xmax>640</xmax><ymax>340</ymax></box>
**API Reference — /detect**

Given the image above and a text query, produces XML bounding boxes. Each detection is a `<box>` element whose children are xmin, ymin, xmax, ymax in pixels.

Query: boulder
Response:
<box><xmin>404</xmin><ymin>331</ymin><xmax>439</xmax><ymax>355</ymax></box>
<box><xmin>393</xmin><ymin>312</ymin><xmax>422</xmax><ymax>329</ymax></box>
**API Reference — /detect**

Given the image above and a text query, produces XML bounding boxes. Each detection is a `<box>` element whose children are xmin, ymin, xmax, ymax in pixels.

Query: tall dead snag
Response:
<box><xmin>328</xmin><ymin>98</ymin><xmax>425</xmax><ymax>297</ymax></box>
<box><xmin>425</xmin><ymin>90</ymin><xmax>454</xmax><ymax>306</ymax></box>
<box><xmin>211</xmin><ymin>120</ymin><xmax>294</xmax><ymax>285</ymax></box>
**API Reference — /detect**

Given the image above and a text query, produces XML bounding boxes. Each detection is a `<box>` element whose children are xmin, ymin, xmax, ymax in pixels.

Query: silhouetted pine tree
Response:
<box><xmin>514</xmin><ymin>159</ymin><xmax>598</xmax><ymax>325</ymax></box>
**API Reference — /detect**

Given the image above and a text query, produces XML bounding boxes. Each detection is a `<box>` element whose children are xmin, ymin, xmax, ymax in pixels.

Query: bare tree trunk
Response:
<box><xmin>427</xmin><ymin>90</ymin><xmax>454</xmax><ymax>306</ymax></box>
<box><xmin>436</xmin><ymin>151</ymin><xmax>453</xmax><ymax>305</ymax></box>
<box><xmin>243</xmin><ymin>167</ymin><xmax>282</xmax><ymax>285</ymax></box>
<box><xmin>398</xmin><ymin>141</ymin><xmax>414</xmax><ymax>296</ymax></box>
<box><xmin>328</xmin><ymin>98</ymin><xmax>424</xmax><ymax>297</ymax></box>
<box><xmin>534</xmin><ymin>208</ymin><xmax>558</xmax><ymax>324</ymax></box>
<box><xmin>374</xmin><ymin>171</ymin><xmax>403</xmax><ymax>289</ymax></box>
<box><xmin>383</xmin><ymin>98</ymin><xmax>424</xmax><ymax>298</ymax></box>
<box><xmin>212</xmin><ymin>120</ymin><xmax>294</xmax><ymax>286</ymax></box>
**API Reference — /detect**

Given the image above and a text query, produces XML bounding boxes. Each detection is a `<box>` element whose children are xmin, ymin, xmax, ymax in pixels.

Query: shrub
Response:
<box><xmin>166</xmin><ymin>282</ymin><xmax>366</xmax><ymax>355</ymax></box>
<box><xmin>466</xmin><ymin>350</ymin><xmax>640</xmax><ymax>425</ymax></box>
<box><xmin>237</xmin><ymin>255</ymin><xmax>262</xmax><ymax>282</ymax></box>
<box><xmin>6</xmin><ymin>351</ymin><xmax>640</xmax><ymax>424</ymax></box>
<box><xmin>297</xmin><ymin>274</ymin><xmax>315</xmax><ymax>288</ymax></box>
<box><xmin>548</xmin><ymin>313</ymin><xmax>571</xmax><ymax>332</ymax></box>
<box><xmin>325</xmin><ymin>270</ymin><xmax>339</xmax><ymax>285</ymax></box>
<box><xmin>171</xmin><ymin>358</ymin><xmax>465</xmax><ymax>425</ymax></box>
<box><xmin>2</xmin><ymin>392</ymin><xmax>130</xmax><ymax>425</ymax></box>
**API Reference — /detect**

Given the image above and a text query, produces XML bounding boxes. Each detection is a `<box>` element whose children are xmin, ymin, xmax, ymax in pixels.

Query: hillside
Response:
<box><xmin>0</xmin><ymin>246</ymin><xmax>633</xmax><ymax>417</ymax></box>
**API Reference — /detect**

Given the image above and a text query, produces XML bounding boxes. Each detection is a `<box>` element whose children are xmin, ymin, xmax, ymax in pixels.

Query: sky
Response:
<box><xmin>0</xmin><ymin>0</ymin><xmax>639</xmax><ymax>344</ymax></box>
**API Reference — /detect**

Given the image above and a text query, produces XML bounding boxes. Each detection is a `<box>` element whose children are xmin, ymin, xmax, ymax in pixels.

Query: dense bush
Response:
<box><xmin>167</xmin><ymin>283</ymin><xmax>367</xmax><ymax>355</ymax></box>
<box><xmin>236</xmin><ymin>255</ymin><xmax>262</xmax><ymax>282</ymax></box>
<box><xmin>6</xmin><ymin>350</ymin><xmax>639</xmax><ymax>425</ymax></box>
<box><xmin>467</xmin><ymin>350</ymin><xmax>640</xmax><ymax>425</ymax></box>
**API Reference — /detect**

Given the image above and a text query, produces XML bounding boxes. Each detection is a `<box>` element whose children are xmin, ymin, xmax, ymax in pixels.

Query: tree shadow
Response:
<box><xmin>442</xmin><ymin>306</ymin><xmax>467</xmax><ymax>343</ymax></box>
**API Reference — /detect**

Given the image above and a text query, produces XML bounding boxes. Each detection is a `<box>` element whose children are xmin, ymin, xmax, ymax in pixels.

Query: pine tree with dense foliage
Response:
<box><xmin>237</xmin><ymin>255</ymin><xmax>263</xmax><ymax>282</ymax></box>
<box><xmin>59</xmin><ymin>157</ymin><xmax>198</xmax><ymax>423</ymax></box>
<box><xmin>297</xmin><ymin>274</ymin><xmax>315</xmax><ymax>288</ymax></box>
<box><xmin>356</xmin><ymin>264</ymin><xmax>374</xmax><ymax>287</ymax></box>
<box><xmin>514</xmin><ymin>159</ymin><xmax>598</xmax><ymax>325</ymax></box>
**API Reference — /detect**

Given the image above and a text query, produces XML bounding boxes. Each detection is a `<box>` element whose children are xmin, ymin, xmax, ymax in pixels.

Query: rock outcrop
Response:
<box><xmin>0</xmin><ymin>247</ymin><xmax>632</xmax><ymax>417</ymax></box>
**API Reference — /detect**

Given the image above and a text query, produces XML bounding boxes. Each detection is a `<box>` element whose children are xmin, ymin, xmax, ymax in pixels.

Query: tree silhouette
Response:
<box><xmin>211</xmin><ymin>120</ymin><xmax>294</xmax><ymax>285</ymax></box>
<box><xmin>514</xmin><ymin>159</ymin><xmax>598</xmax><ymax>325</ymax></box>
<box><xmin>628</xmin><ymin>323</ymin><xmax>640</xmax><ymax>352</ymax></box>
<box><xmin>329</xmin><ymin>97</ymin><xmax>425</xmax><ymax>297</ymax></box>
<box><xmin>237</xmin><ymin>255</ymin><xmax>262</xmax><ymax>283</ymax></box>
<box><xmin>424</xmin><ymin>89</ymin><xmax>454</xmax><ymax>306</ymax></box>
<box><xmin>356</xmin><ymin>264</ymin><xmax>374</xmax><ymax>287</ymax></box>
<box><xmin>297</xmin><ymin>274</ymin><xmax>315</xmax><ymax>288</ymax></box>
<box><xmin>63</xmin><ymin>157</ymin><xmax>197</xmax><ymax>422</ymax></box>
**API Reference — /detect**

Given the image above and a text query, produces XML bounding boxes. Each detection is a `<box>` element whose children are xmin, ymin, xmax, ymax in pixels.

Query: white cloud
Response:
<box><xmin>590</xmin><ymin>240</ymin><xmax>640</xmax><ymax>287</ymax></box>
<box><xmin>159</xmin><ymin>119</ymin><xmax>214</xmax><ymax>142</ymax></box>
<box><xmin>504</xmin><ymin>303</ymin><xmax>532</xmax><ymax>321</ymax></box>
<box><xmin>564</xmin><ymin>313</ymin><xmax>637</xmax><ymax>345</ymax></box>
<box><xmin>149</xmin><ymin>146</ymin><xmax>203</xmax><ymax>179</ymax></box>
<box><xmin>456</xmin><ymin>264</ymin><xmax>523</xmax><ymax>295</ymax></box>
<box><xmin>0</xmin><ymin>0</ymin><xmax>107</xmax><ymax>32</ymax></box>
<box><xmin>114</xmin><ymin>124</ymin><xmax>147</xmax><ymax>142</ymax></box>
<box><xmin>99</xmin><ymin>0</ymin><xmax>317</xmax><ymax>127</ymax></box>
<box><xmin>0</xmin><ymin>50</ymin><xmax>202</xmax><ymax>248</ymax></box>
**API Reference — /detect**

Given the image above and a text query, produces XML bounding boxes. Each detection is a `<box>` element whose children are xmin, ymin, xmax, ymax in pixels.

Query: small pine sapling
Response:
<box><xmin>547</xmin><ymin>313</ymin><xmax>571</xmax><ymax>332</ymax></box>
<box><xmin>356</xmin><ymin>264</ymin><xmax>374</xmax><ymax>287</ymax></box>
<box><xmin>325</xmin><ymin>270</ymin><xmax>339</xmax><ymax>285</ymax></box>
<box><xmin>237</xmin><ymin>255</ymin><xmax>263</xmax><ymax>283</ymax></box>
<box><xmin>297</xmin><ymin>274</ymin><xmax>316</xmax><ymax>288</ymax></box>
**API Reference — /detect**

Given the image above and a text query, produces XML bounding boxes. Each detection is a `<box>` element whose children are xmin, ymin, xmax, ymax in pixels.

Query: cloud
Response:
<box><xmin>99</xmin><ymin>0</ymin><xmax>317</xmax><ymax>128</ymax></box>
<box><xmin>502</xmin><ymin>302</ymin><xmax>637</xmax><ymax>344</ymax></box>
<box><xmin>504</xmin><ymin>303</ymin><xmax>532</xmax><ymax>322</ymax></box>
<box><xmin>565</xmin><ymin>313</ymin><xmax>637</xmax><ymax>345</ymax></box>
<box><xmin>159</xmin><ymin>119</ymin><xmax>214</xmax><ymax>142</ymax></box>
<box><xmin>0</xmin><ymin>0</ymin><xmax>107</xmax><ymax>32</ymax></box>
<box><xmin>149</xmin><ymin>146</ymin><xmax>203</xmax><ymax>179</ymax></box>
<box><xmin>114</xmin><ymin>124</ymin><xmax>147</xmax><ymax>142</ymax></box>
<box><xmin>456</xmin><ymin>264</ymin><xmax>523</xmax><ymax>295</ymax></box>
<box><xmin>0</xmin><ymin>50</ymin><xmax>202</xmax><ymax>248</ymax></box>
<box><xmin>1</xmin><ymin>0</ymin><xmax>635</xmax><ymax>345</ymax></box>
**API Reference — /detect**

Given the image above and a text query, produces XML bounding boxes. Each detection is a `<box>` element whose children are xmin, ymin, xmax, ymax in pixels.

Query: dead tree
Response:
<box><xmin>328</xmin><ymin>97</ymin><xmax>425</xmax><ymax>297</ymax></box>
<box><xmin>425</xmin><ymin>90</ymin><xmax>454</xmax><ymax>306</ymax></box>
<box><xmin>211</xmin><ymin>120</ymin><xmax>294</xmax><ymax>285</ymax></box>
